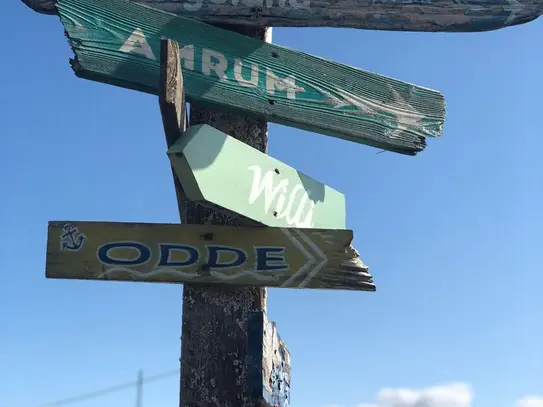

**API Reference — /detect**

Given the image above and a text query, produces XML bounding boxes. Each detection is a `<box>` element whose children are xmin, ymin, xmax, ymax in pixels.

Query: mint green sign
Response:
<box><xmin>168</xmin><ymin>124</ymin><xmax>346</xmax><ymax>229</ymax></box>
<box><xmin>55</xmin><ymin>0</ymin><xmax>446</xmax><ymax>156</ymax></box>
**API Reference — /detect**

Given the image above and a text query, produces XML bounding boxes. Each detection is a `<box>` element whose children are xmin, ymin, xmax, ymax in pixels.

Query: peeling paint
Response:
<box><xmin>247</xmin><ymin>311</ymin><xmax>291</xmax><ymax>407</ymax></box>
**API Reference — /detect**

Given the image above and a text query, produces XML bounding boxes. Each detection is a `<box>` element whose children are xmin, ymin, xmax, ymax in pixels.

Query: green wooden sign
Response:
<box><xmin>54</xmin><ymin>0</ymin><xmax>445</xmax><ymax>155</ymax></box>
<box><xmin>46</xmin><ymin>221</ymin><xmax>375</xmax><ymax>291</ymax></box>
<box><xmin>167</xmin><ymin>124</ymin><xmax>345</xmax><ymax>229</ymax></box>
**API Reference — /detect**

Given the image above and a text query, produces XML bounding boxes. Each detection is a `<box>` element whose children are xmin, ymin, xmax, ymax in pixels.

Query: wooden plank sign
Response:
<box><xmin>168</xmin><ymin>124</ymin><xmax>346</xmax><ymax>229</ymax></box>
<box><xmin>46</xmin><ymin>221</ymin><xmax>375</xmax><ymax>291</ymax></box>
<box><xmin>22</xmin><ymin>0</ymin><xmax>543</xmax><ymax>33</ymax></box>
<box><xmin>52</xmin><ymin>0</ymin><xmax>445</xmax><ymax>156</ymax></box>
<box><xmin>248</xmin><ymin>311</ymin><xmax>291</xmax><ymax>407</ymax></box>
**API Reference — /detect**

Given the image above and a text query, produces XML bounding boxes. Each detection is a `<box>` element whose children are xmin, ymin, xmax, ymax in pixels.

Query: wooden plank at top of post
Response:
<box><xmin>158</xmin><ymin>37</ymin><xmax>188</xmax><ymax>221</ymax></box>
<box><xmin>159</xmin><ymin>38</ymin><xmax>186</xmax><ymax>146</ymax></box>
<box><xmin>21</xmin><ymin>0</ymin><xmax>543</xmax><ymax>33</ymax></box>
<box><xmin>48</xmin><ymin>0</ymin><xmax>446</xmax><ymax>156</ymax></box>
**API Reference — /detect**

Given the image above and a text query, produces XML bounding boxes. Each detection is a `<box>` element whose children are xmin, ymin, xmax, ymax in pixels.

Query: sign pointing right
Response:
<box><xmin>45</xmin><ymin>221</ymin><xmax>375</xmax><ymax>292</ymax></box>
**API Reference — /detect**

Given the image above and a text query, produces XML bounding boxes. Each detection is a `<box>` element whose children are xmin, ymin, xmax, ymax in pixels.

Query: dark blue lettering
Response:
<box><xmin>157</xmin><ymin>244</ymin><xmax>199</xmax><ymax>267</ymax></box>
<box><xmin>98</xmin><ymin>242</ymin><xmax>150</xmax><ymax>266</ymax></box>
<box><xmin>255</xmin><ymin>247</ymin><xmax>288</xmax><ymax>271</ymax></box>
<box><xmin>207</xmin><ymin>246</ymin><xmax>247</xmax><ymax>268</ymax></box>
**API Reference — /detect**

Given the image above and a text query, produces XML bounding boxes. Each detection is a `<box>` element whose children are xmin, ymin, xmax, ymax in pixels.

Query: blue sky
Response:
<box><xmin>2</xmin><ymin>2</ymin><xmax>542</xmax><ymax>407</ymax></box>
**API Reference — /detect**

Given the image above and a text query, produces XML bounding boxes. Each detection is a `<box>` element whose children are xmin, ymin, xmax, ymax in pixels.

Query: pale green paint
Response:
<box><xmin>168</xmin><ymin>124</ymin><xmax>346</xmax><ymax>229</ymax></box>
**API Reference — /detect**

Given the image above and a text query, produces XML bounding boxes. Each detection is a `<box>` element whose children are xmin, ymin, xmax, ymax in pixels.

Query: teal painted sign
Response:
<box><xmin>168</xmin><ymin>124</ymin><xmax>346</xmax><ymax>229</ymax></box>
<box><xmin>54</xmin><ymin>0</ymin><xmax>445</xmax><ymax>155</ymax></box>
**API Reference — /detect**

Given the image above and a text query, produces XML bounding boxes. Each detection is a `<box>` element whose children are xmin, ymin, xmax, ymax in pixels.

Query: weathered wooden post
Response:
<box><xmin>178</xmin><ymin>27</ymin><xmax>273</xmax><ymax>405</ymax></box>
<box><xmin>157</xmin><ymin>32</ymin><xmax>276</xmax><ymax>407</ymax></box>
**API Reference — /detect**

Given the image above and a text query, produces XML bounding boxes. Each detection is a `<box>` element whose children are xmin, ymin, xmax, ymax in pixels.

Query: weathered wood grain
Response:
<box><xmin>157</xmin><ymin>30</ymin><xmax>272</xmax><ymax>407</ymax></box>
<box><xmin>53</xmin><ymin>0</ymin><xmax>445</xmax><ymax>155</ymax></box>
<box><xmin>22</xmin><ymin>0</ymin><xmax>543</xmax><ymax>32</ymax></box>
<box><xmin>167</xmin><ymin>124</ymin><xmax>346</xmax><ymax>229</ymax></box>
<box><xmin>179</xmin><ymin>24</ymin><xmax>275</xmax><ymax>407</ymax></box>
<box><xmin>158</xmin><ymin>38</ymin><xmax>191</xmax><ymax>224</ymax></box>
<box><xmin>248</xmin><ymin>311</ymin><xmax>291</xmax><ymax>407</ymax></box>
<box><xmin>46</xmin><ymin>220</ymin><xmax>375</xmax><ymax>291</ymax></box>
<box><xmin>159</xmin><ymin>38</ymin><xmax>186</xmax><ymax>146</ymax></box>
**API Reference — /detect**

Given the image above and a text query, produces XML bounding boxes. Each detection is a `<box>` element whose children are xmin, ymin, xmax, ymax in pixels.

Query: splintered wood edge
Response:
<box><xmin>344</xmin><ymin>244</ymin><xmax>370</xmax><ymax>274</ymax></box>
<box><xmin>336</xmin><ymin>234</ymin><xmax>375</xmax><ymax>290</ymax></box>
<box><xmin>337</xmin><ymin>230</ymin><xmax>372</xmax><ymax>276</ymax></box>
<box><xmin>340</xmin><ymin>245</ymin><xmax>375</xmax><ymax>290</ymax></box>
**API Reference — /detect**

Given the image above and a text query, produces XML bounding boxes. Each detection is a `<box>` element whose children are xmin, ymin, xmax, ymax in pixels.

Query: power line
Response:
<box><xmin>38</xmin><ymin>369</ymin><xmax>179</xmax><ymax>407</ymax></box>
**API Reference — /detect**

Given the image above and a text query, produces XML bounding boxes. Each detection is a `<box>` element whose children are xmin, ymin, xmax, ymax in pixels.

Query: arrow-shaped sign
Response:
<box><xmin>48</xmin><ymin>0</ymin><xmax>445</xmax><ymax>155</ymax></box>
<box><xmin>22</xmin><ymin>0</ymin><xmax>542</xmax><ymax>33</ymax></box>
<box><xmin>167</xmin><ymin>124</ymin><xmax>347</xmax><ymax>229</ymax></box>
<box><xmin>46</xmin><ymin>221</ymin><xmax>375</xmax><ymax>291</ymax></box>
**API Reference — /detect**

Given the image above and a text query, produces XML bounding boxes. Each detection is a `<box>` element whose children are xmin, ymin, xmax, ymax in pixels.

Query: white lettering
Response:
<box><xmin>248</xmin><ymin>165</ymin><xmax>315</xmax><ymax>228</ymax></box>
<box><xmin>265</xmin><ymin>69</ymin><xmax>303</xmax><ymax>100</ymax></box>
<box><xmin>119</xmin><ymin>28</ymin><xmax>156</xmax><ymax>61</ymax></box>
<box><xmin>234</xmin><ymin>59</ymin><xmax>259</xmax><ymax>88</ymax></box>
<box><xmin>147</xmin><ymin>43</ymin><xmax>304</xmax><ymax>101</ymax></box>
<box><xmin>202</xmin><ymin>48</ymin><xmax>228</xmax><ymax>80</ymax></box>
<box><xmin>180</xmin><ymin>45</ymin><xmax>195</xmax><ymax>71</ymax></box>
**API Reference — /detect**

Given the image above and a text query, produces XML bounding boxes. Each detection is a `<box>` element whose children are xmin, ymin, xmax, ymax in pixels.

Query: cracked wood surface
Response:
<box><xmin>179</xmin><ymin>24</ymin><xmax>271</xmax><ymax>407</ymax></box>
<box><xmin>21</xmin><ymin>0</ymin><xmax>543</xmax><ymax>32</ymax></box>
<box><xmin>43</xmin><ymin>0</ymin><xmax>445</xmax><ymax>155</ymax></box>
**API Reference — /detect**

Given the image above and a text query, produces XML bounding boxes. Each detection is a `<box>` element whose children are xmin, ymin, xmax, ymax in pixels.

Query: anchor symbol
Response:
<box><xmin>60</xmin><ymin>223</ymin><xmax>86</xmax><ymax>251</ymax></box>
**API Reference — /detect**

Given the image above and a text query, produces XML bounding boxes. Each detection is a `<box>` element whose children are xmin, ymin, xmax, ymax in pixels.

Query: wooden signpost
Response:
<box><xmin>46</xmin><ymin>220</ymin><xmax>375</xmax><ymax>291</ymax></box>
<box><xmin>168</xmin><ymin>124</ymin><xmax>346</xmax><ymax>229</ymax></box>
<box><xmin>52</xmin><ymin>0</ymin><xmax>445</xmax><ymax>156</ymax></box>
<box><xmin>19</xmin><ymin>0</ymin><xmax>487</xmax><ymax>397</ymax></box>
<box><xmin>23</xmin><ymin>0</ymin><xmax>543</xmax><ymax>32</ymax></box>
